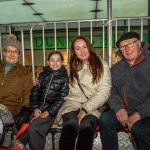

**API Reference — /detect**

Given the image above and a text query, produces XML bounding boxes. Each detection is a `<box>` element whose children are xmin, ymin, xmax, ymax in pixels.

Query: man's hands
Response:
<box><xmin>116</xmin><ymin>109</ymin><xmax>128</xmax><ymax>127</ymax></box>
<box><xmin>34</xmin><ymin>108</ymin><xmax>49</xmax><ymax>118</ymax></box>
<box><xmin>116</xmin><ymin>109</ymin><xmax>140</xmax><ymax>130</ymax></box>
<box><xmin>127</xmin><ymin>112</ymin><xmax>140</xmax><ymax>130</ymax></box>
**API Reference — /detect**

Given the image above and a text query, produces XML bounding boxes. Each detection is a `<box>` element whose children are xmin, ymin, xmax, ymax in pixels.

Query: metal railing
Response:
<box><xmin>0</xmin><ymin>16</ymin><xmax>150</xmax><ymax>80</ymax></box>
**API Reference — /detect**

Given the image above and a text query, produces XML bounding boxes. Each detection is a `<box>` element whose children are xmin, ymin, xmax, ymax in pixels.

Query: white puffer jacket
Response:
<box><xmin>56</xmin><ymin>60</ymin><xmax>111</xmax><ymax>123</ymax></box>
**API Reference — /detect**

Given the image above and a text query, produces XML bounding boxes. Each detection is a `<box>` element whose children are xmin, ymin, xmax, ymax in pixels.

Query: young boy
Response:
<box><xmin>28</xmin><ymin>51</ymin><xmax>69</xmax><ymax>150</ymax></box>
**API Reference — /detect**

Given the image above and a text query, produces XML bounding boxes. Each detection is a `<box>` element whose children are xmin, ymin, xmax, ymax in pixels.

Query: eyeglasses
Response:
<box><xmin>5</xmin><ymin>49</ymin><xmax>19</xmax><ymax>55</ymax></box>
<box><xmin>119</xmin><ymin>40</ymin><xmax>138</xmax><ymax>51</ymax></box>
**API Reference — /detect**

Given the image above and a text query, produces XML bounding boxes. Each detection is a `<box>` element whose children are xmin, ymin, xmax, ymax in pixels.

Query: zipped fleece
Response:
<box><xmin>109</xmin><ymin>50</ymin><xmax>150</xmax><ymax>118</ymax></box>
<box><xmin>0</xmin><ymin>60</ymin><xmax>33</xmax><ymax>117</ymax></box>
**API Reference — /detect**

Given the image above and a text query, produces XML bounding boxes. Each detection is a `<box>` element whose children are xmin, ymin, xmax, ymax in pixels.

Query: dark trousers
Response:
<box><xmin>27</xmin><ymin>114</ymin><xmax>51</xmax><ymax>150</ymax></box>
<box><xmin>59</xmin><ymin>110</ymin><xmax>98</xmax><ymax>150</ymax></box>
<box><xmin>99</xmin><ymin>109</ymin><xmax>150</xmax><ymax>150</ymax></box>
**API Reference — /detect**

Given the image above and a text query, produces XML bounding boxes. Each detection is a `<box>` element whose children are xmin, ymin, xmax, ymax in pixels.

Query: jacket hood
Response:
<box><xmin>116</xmin><ymin>50</ymin><xmax>125</xmax><ymax>60</ymax></box>
<box><xmin>43</xmin><ymin>65</ymin><xmax>67</xmax><ymax>76</ymax></box>
<box><xmin>116</xmin><ymin>50</ymin><xmax>150</xmax><ymax>67</ymax></box>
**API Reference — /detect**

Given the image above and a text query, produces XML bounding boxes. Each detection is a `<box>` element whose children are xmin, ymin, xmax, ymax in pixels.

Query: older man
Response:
<box><xmin>99</xmin><ymin>31</ymin><xmax>150</xmax><ymax>150</ymax></box>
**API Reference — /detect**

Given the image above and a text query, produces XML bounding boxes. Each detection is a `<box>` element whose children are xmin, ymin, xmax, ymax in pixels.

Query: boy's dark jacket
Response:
<box><xmin>30</xmin><ymin>65</ymin><xmax>69</xmax><ymax>117</ymax></box>
<box><xmin>109</xmin><ymin>50</ymin><xmax>150</xmax><ymax>118</ymax></box>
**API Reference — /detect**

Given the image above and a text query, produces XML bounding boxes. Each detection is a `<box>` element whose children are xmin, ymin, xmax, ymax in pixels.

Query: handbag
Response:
<box><xmin>15</xmin><ymin>107</ymin><xmax>30</xmax><ymax>131</ymax></box>
<box><xmin>77</xmin><ymin>80</ymin><xmax>110</xmax><ymax>113</ymax></box>
<box><xmin>0</xmin><ymin>104</ymin><xmax>14</xmax><ymax>125</ymax></box>
<box><xmin>10</xmin><ymin>116</ymin><xmax>38</xmax><ymax>150</ymax></box>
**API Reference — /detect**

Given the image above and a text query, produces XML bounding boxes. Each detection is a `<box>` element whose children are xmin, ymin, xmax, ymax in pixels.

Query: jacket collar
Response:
<box><xmin>43</xmin><ymin>65</ymin><xmax>67</xmax><ymax>76</ymax></box>
<box><xmin>116</xmin><ymin>50</ymin><xmax>147</xmax><ymax>66</ymax></box>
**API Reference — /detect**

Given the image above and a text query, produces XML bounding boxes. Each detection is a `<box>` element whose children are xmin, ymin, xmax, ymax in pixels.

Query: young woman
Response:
<box><xmin>27</xmin><ymin>51</ymin><xmax>69</xmax><ymax>150</ymax></box>
<box><xmin>57</xmin><ymin>36</ymin><xmax>111</xmax><ymax>150</ymax></box>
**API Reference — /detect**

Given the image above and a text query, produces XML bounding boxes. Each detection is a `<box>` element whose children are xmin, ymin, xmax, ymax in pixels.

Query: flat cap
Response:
<box><xmin>116</xmin><ymin>31</ymin><xmax>140</xmax><ymax>47</ymax></box>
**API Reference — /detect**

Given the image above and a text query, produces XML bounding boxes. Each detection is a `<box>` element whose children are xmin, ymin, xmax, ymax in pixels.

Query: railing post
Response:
<box><xmin>107</xmin><ymin>0</ymin><xmax>112</xmax><ymax>67</ymax></box>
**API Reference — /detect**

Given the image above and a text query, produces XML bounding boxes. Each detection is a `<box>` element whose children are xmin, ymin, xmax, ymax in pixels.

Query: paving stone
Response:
<box><xmin>3</xmin><ymin>130</ymin><xmax>135</xmax><ymax>150</ymax></box>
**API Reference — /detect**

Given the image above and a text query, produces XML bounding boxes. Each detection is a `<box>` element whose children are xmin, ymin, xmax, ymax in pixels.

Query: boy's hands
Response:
<box><xmin>34</xmin><ymin>108</ymin><xmax>42</xmax><ymax>117</ymax></box>
<box><xmin>34</xmin><ymin>108</ymin><xmax>49</xmax><ymax>118</ymax></box>
<box><xmin>40</xmin><ymin>111</ymin><xmax>49</xmax><ymax>118</ymax></box>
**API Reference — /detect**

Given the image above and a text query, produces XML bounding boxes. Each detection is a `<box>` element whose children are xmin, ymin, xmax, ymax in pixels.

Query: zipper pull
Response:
<box><xmin>1</xmin><ymin>74</ymin><xmax>6</xmax><ymax>85</ymax></box>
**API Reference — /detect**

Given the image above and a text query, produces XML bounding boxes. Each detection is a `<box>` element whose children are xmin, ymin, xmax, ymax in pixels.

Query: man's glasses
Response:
<box><xmin>119</xmin><ymin>40</ymin><xmax>138</xmax><ymax>51</ymax></box>
<box><xmin>5</xmin><ymin>49</ymin><xmax>19</xmax><ymax>55</ymax></box>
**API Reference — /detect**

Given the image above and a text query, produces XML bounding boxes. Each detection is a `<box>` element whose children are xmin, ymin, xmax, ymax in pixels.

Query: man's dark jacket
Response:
<box><xmin>30</xmin><ymin>66</ymin><xmax>69</xmax><ymax>117</ymax></box>
<box><xmin>109</xmin><ymin>50</ymin><xmax>150</xmax><ymax>118</ymax></box>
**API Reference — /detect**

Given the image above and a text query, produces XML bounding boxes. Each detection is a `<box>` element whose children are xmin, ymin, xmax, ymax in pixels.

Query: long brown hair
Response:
<box><xmin>69</xmin><ymin>36</ymin><xmax>103</xmax><ymax>85</ymax></box>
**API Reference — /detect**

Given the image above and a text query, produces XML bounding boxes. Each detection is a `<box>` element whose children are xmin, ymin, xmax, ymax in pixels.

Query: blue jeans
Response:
<box><xmin>99</xmin><ymin>109</ymin><xmax>150</xmax><ymax>150</ymax></box>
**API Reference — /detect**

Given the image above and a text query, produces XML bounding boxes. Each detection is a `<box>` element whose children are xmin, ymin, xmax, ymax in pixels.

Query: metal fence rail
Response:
<box><xmin>0</xmin><ymin>16</ymin><xmax>150</xmax><ymax>80</ymax></box>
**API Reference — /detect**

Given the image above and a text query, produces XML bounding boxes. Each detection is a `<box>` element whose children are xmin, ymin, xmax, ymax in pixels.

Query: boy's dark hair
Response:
<box><xmin>47</xmin><ymin>51</ymin><xmax>64</xmax><ymax>61</ymax></box>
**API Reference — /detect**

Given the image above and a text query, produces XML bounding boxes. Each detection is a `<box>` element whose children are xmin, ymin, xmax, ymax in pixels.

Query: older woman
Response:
<box><xmin>57</xmin><ymin>36</ymin><xmax>111</xmax><ymax>150</ymax></box>
<box><xmin>0</xmin><ymin>34</ymin><xmax>33</xmax><ymax>118</ymax></box>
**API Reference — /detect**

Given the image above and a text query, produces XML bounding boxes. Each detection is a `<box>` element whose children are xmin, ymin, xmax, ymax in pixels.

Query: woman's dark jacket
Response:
<box><xmin>30</xmin><ymin>66</ymin><xmax>69</xmax><ymax>117</ymax></box>
<box><xmin>109</xmin><ymin>50</ymin><xmax>150</xmax><ymax>118</ymax></box>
